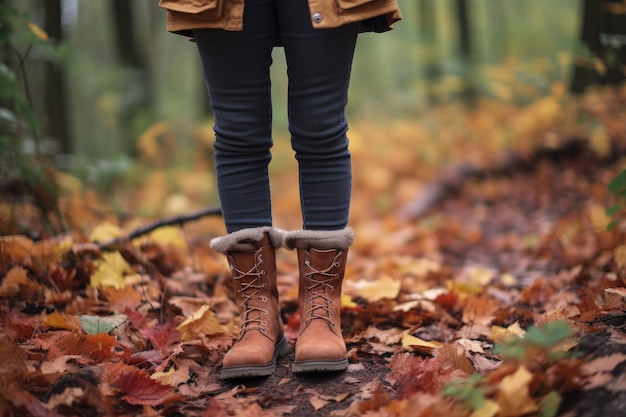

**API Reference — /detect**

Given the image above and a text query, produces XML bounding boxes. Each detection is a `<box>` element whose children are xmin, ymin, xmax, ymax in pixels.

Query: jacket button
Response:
<box><xmin>312</xmin><ymin>13</ymin><xmax>323</xmax><ymax>24</ymax></box>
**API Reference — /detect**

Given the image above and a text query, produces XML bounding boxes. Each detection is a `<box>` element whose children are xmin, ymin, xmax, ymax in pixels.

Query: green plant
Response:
<box><xmin>606</xmin><ymin>168</ymin><xmax>626</xmax><ymax>230</ymax></box>
<box><xmin>492</xmin><ymin>320</ymin><xmax>575</xmax><ymax>361</ymax></box>
<box><xmin>0</xmin><ymin>3</ymin><xmax>66</xmax><ymax>234</ymax></box>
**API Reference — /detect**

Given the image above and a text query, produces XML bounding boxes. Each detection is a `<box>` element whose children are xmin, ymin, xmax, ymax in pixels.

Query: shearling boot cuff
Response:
<box><xmin>283</xmin><ymin>227</ymin><xmax>354</xmax><ymax>250</ymax></box>
<box><xmin>210</xmin><ymin>227</ymin><xmax>285</xmax><ymax>253</ymax></box>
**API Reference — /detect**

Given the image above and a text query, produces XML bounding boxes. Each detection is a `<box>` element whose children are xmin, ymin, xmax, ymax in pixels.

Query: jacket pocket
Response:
<box><xmin>158</xmin><ymin>0</ymin><xmax>221</xmax><ymax>14</ymax></box>
<box><xmin>336</xmin><ymin>0</ymin><xmax>379</xmax><ymax>11</ymax></box>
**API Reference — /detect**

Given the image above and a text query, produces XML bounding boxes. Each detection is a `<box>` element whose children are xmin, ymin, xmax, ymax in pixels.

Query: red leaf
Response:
<box><xmin>139</xmin><ymin>321</ymin><xmax>180</xmax><ymax>352</ymax></box>
<box><xmin>434</xmin><ymin>291</ymin><xmax>459</xmax><ymax>310</ymax></box>
<box><xmin>117</xmin><ymin>370</ymin><xmax>184</xmax><ymax>406</ymax></box>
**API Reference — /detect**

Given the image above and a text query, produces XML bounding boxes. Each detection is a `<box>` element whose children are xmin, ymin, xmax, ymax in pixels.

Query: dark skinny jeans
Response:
<box><xmin>193</xmin><ymin>0</ymin><xmax>359</xmax><ymax>233</ymax></box>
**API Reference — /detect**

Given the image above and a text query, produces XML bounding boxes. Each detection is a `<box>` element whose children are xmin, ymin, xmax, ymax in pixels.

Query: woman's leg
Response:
<box><xmin>277</xmin><ymin>0</ymin><xmax>359</xmax><ymax>231</ymax></box>
<box><xmin>193</xmin><ymin>1</ymin><xmax>277</xmax><ymax>233</ymax></box>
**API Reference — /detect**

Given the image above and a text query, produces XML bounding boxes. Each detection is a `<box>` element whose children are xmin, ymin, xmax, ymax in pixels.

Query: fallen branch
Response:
<box><xmin>98</xmin><ymin>206</ymin><xmax>222</xmax><ymax>250</ymax></box>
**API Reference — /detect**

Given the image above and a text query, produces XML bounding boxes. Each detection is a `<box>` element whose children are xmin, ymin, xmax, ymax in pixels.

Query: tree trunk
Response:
<box><xmin>44</xmin><ymin>0</ymin><xmax>72</xmax><ymax>156</ymax></box>
<box><xmin>417</xmin><ymin>0</ymin><xmax>441</xmax><ymax>102</ymax></box>
<box><xmin>454</xmin><ymin>0</ymin><xmax>476</xmax><ymax>103</ymax></box>
<box><xmin>110</xmin><ymin>0</ymin><xmax>153</xmax><ymax>157</ymax></box>
<box><xmin>570</xmin><ymin>0</ymin><xmax>626</xmax><ymax>94</ymax></box>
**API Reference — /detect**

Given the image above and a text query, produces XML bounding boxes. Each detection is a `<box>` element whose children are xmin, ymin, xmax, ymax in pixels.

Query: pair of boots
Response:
<box><xmin>211</xmin><ymin>226</ymin><xmax>353</xmax><ymax>379</ymax></box>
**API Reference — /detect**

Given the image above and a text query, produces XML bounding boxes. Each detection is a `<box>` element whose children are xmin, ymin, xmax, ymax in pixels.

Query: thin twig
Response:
<box><xmin>98</xmin><ymin>206</ymin><xmax>222</xmax><ymax>250</ymax></box>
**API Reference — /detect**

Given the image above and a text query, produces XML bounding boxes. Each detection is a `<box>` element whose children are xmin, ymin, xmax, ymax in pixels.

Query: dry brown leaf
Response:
<box><xmin>0</xmin><ymin>266</ymin><xmax>40</xmax><ymax>298</ymax></box>
<box><xmin>0</xmin><ymin>342</ymin><xmax>28</xmax><ymax>373</ymax></box>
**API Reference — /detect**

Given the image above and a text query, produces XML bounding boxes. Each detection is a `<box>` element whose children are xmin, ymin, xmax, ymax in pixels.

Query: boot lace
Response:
<box><xmin>231</xmin><ymin>254</ymin><xmax>270</xmax><ymax>339</ymax></box>
<box><xmin>303</xmin><ymin>253</ymin><xmax>342</xmax><ymax>331</ymax></box>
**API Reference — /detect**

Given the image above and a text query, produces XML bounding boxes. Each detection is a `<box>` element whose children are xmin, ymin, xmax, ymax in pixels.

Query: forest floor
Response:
<box><xmin>1</xmin><ymin>86</ymin><xmax>626</xmax><ymax>416</ymax></box>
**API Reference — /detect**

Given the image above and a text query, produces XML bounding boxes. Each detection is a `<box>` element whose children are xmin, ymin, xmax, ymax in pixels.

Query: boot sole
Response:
<box><xmin>292</xmin><ymin>357</ymin><xmax>348</xmax><ymax>373</ymax></box>
<box><xmin>220</xmin><ymin>336</ymin><xmax>288</xmax><ymax>379</ymax></box>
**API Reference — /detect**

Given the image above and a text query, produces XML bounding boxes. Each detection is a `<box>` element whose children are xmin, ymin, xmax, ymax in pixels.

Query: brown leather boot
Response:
<box><xmin>284</xmin><ymin>228</ymin><xmax>354</xmax><ymax>373</ymax></box>
<box><xmin>211</xmin><ymin>227</ymin><xmax>287</xmax><ymax>379</ymax></box>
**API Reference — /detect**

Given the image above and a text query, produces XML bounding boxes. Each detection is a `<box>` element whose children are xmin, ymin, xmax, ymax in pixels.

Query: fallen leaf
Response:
<box><xmin>41</xmin><ymin>310</ymin><xmax>79</xmax><ymax>331</ymax></box>
<box><xmin>469</xmin><ymin>399</ymin><xmax>499</xmax><ymax>417</ymax></box>
<box><xmin>177</xmin><ymin>304</ymin><xmax>229</xmax><ymax>341</ymax></box>
<box><xmin>150</xmin><ymin>367</ymin><xmax>175</xmax><ymax>386</ymax></box>
<box><xmin>57</xmin><ymin>332</ymin><xmax>118</xmax><ymax>362</ymax></box>
<box><xmin>89</xmin><ymin>222</ymin><xmax>124</xmax><ymax>243</ymax></box>
<box><xmin>90</xmin><ymin>252</ymin><xmax>134</xmax><ymax>289</ymax></box>
<box><xmin>0</xmin><ymin>342</ymin><xmax>28</xmax><ymax>373</ymax></box>
<box><xmin>80</xmin><ymin>314</ymin><xmax>127</xmax><ymax>334</ymax></box>
<box><xmin>401</xmin><ymin>330</ymin><xmax>442</xmax><ymax>353</ymax></box>
<box><xmin>118</xmin><ymin>369</ymin><xmax>185</xmax><ymax>405</ymax></box>
<box><xmin>489</xmin><ymin>322</ymin><xmax>526</xmax><ymax>345</ymax></box>
<box><xmin>0</xmin><ymin>266</ymin><xmax>39</xmax><ymax>298</ymax></box>
<box><xmin>346</xmin><ymin>274</ymin><xmax>401</xmax><ymax>302</ymax></box>
<box><xmin>0</xmin><ymin>235</ymin><xmax>34</xmax><ymax>267</ymax></box>
<box><xmin>495</xmin><ymin>366</ymin><xmax>538</xmax><ymax>417</ymax></box>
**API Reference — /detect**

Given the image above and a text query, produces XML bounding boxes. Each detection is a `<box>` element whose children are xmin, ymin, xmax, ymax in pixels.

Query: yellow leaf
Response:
<box><xmin>89</xmin><ymin>222</ymin><xmax>124</xmax><ymax>244</ymax></box>
<box><xmin>614</xmin><ymin>245</ymin><xmax>626</xmax><ymax>269</ymax></box>
<box><xmin>469</xmin><ymin>399</ymin><xmax>499</xmax><ymax>417</ymax></box>
<box><xmin>147</xmin><ymin>226</ymin><xmax>186</xmax><ymax>249</ymax></box>
<box><xmin>346</xmin><ymin>275</ymin><xmax>400</xmax><ymax>302</ymax></box>
<box><xmin>495</xmin><ymin>366</ymin><xmax>538</xmax><ymax>417</ymax></box>
<box><xmin>91</xmin><ymin>252</ymin><xmax>133</xmax><ymax>289</ymax></box>
<box><xmin>590</xmin><ymin>126</ymin><xmax>610</xmax><ymax>158</ymax></box>
<box><xmin>499</xmin><ymin>273</ymin><xmax>517</xmax><ymax>286</ymax></box>
<box><xmin>137</xmin><ymin>121</ymin><xmax>171</xmax><ymax>161</ymax></box>
<box><xmin>401</xmin><ymin>330</ymin><xmax>441</xmax><ymax>353</ymax></box>
<box><xmin>151</xmin><ymin>367</ymin><xmax>175</xmax><ymax>386</ymax></box>
<box><xmin>341</xmin><ymin>293</ymin><xmax>357</xmax><ymax>308</ymax></box>
<box><xmin>41</xmin><ymin>310</ymin><xmax>78</xmax><ymax>331</ymax></box>
<box><xmin>28</xmin><ymin>21</ymin><xmax>48</xmax><ymax>42</ymax></box>
<box><xmin>489</xmin><ymin>322</ymin><xmax>526</xmax><ymax>345</ymax></box>
<box><xmin>463</xmin><ymin>266</ymin><xmax>496</xmax><ymax>286</ymax></box>
<box><xmin>177</xmin><ymin>305</ymin><xmax>227</xmax><ymax>341</ymax></box>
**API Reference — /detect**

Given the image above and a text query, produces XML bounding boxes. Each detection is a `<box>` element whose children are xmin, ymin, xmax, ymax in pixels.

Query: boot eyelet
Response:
<box><xmin>263</xmin><ymin>309</ymin><xmax>268</xmax><ymax>314</ymax></box>
<box><xmin>261</xmin><ymin>296</ymin><xmax>267</xmax><ymax>301</ymax></box>
<box><xmin>262</xmin><ymin>320</ymin><xmax>267</xmax><ymax>325</ymax></box>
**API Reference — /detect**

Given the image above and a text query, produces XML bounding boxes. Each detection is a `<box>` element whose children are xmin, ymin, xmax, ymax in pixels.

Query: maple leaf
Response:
<box><xmin>117</xmin><ymin>370</ymin><xmax>185</xmax><ymax>405</ymax></box>
<box><xmin>89</xmin><ymin>222</ymin><xmax>124</xmax><ymax>243</ymax></box>
<box><xmin>177</xmin><ymin>304</ymin><xmax>230</xmax><ymax>341</ymax></box>
<box><xmin>489</xmin><ymin>322</ymin><xmax>526</xmax><ymax>345</ymax></box>
<box><xmin>57</xmin><ymin>332</ymin><xmax>118</xmax><ymax>362</ymax></box>
<box><xmin>140</xmin><ymin>321</ymin><xmax>181</xmax><ymax>352</ymax></box>
<box><xmin>90</xmin><ymin>252</ymin><xmax>135</xmax><ymax>289</ymax></box>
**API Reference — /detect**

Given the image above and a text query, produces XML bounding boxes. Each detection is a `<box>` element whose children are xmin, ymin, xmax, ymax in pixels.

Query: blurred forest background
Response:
<box><xmin>1</xmin><ymin>0</ymin><xmax>625</xmax><ymax>233</ymax></box>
